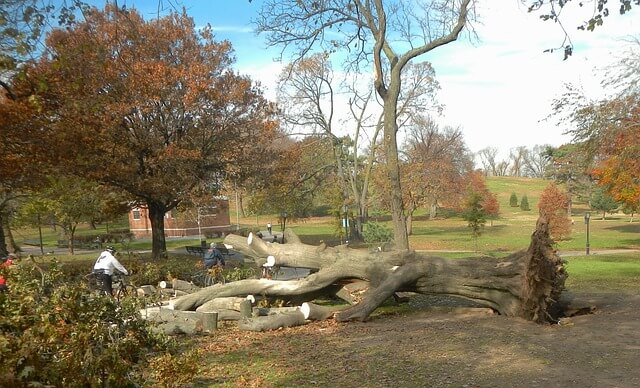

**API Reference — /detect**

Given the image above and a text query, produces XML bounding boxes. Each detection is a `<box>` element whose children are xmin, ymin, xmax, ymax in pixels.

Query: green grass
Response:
<box><xmin>564</xmin><ymin>253</ymin><xmax>640</xmax><ymax>293</ymax></box>
<box><xmin>12</xmin><ymin>177</ymin><xmax>639</xmax><ymax>258</ymax></box>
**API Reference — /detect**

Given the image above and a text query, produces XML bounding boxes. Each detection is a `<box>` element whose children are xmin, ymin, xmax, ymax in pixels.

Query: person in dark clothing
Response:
<box><xmin>203</xmin><ymin>243</ymin><xmax>225</xmax><ymax>269</ymax></box>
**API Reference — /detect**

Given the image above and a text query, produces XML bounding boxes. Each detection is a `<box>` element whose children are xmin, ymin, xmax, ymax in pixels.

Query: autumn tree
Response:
<box><xmin>544</xmin><ymin>143</ymin><xmax>595</xmax><ymax>216</ymax></box>
<box><xmin>277</xmin><ymin>54</ymin><xmax>441</xmax><ymax>240</ymax></box>
<box><xmin>538</xmin><ymin>183</ymin><xmax>572</xmax><ymax>240</ymax></box>
<box><xmin>552</xmin><ymin>40</ymin><xmax>640</xmax><ymax>217</ymax></box>
<box><xmin>590</xmin><ymin>186</ymin><xmax>620</xmax><ymax>220</ymax></box>
<box><xmin>245</xmin><ymin>135</ymin><xmax>336</xmax><ymax>223</ymax></box>
<box><xmin>462</xmin><ymin>191</ymin><xmax>485</xmax><ymax>251</ymax></box>
<box><xmin>255</xmin><ymin>0</ymin><xmax>474</xmax><ymax>250</ymax></box>
<box><xmin>401</xmin><ymin>116</ymin><xmax>474</xmax><ymax>233</ymax></box>
<box><xmin>13</xmin><ymin>5</ymin><xmax>277</xmax><ymax>258</ymax></box>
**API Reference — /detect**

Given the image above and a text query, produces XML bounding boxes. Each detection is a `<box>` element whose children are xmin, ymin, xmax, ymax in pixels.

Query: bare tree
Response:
<box><xmin>523</xmin><ymin>144</ymin><xmax>553</xmax><ymax>178</ymax></box>
<box><xmin>255</xmin><ymin>0</ymin><xmax>475</xmax><ymax>250</ymax></box>
<box><xmin>508</xmin><ymin>146</ymin><xmax>528</xmax><ymax>177</ymax></box>
<box><xmin>277</xmin><ymin>55</ymin><xmax>441</xmax><ymax>240</ymax></box>
<box><xmin>477</xmin><ymin>147</ymin><xmax>500</xmax><ymax>176</ymax></box>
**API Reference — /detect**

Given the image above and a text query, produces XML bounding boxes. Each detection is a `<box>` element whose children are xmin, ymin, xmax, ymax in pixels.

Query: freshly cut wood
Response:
<box><xmin>238</xmin><ymin>311</ymin><xmax>307</xmax><ymax>332</ymax></box>
<box><xmin>137</xmin><ymin>285</ymin><xmax>157</xmax><ymax>296</ymax></box>
<box><xmin>172</xmin><ymin>217</ymin><xmax>567</xmax><ymax>324</ymax></box>
<box><xmin>193</xmin><ymin>307</ymin><xmax>241</xmax><ymax>321</ymax></box>
<box><xmin>301</xmin><ymin>302</ymin><xmax>349</xmax><ymax>321</ymax></box>
<box><xmin>196</xmin><ymin>296</ymin><xmax>254</xmax><ymax>312</ymax></box>
<box><xmin>158</xmin><ymin>280</ymin><xmax>173</xmax><ymax>289</ymax></box>
<box><xmin>143</xmin><ymin>307</ymin><xmax>217</xmax><ymax>334</ymax></box>
<box><xmin>252</xmin><ymin>306</ymin><xmax>301</xmax><ymax>316</ymax></box>
<box><xmin>172</xmin><ymin>279</ymin><xmax>200</xmax><ymax>294</ymax></box>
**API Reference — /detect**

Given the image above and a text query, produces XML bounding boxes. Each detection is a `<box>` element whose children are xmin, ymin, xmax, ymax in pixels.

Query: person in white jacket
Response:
<box><xmin>92</xmin><ymin>246</ymin><xmax>128</xmax><ymax>296</ymax></box>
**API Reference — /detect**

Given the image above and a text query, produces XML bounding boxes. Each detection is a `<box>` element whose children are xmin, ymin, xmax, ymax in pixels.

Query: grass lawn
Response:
<box><xmin>12</xmin><ymin>177</ymin><xmax>638</xmax><ymax>258</ymax></box>
<box><xmin>564</xmin><ymin>253</ymin><xmax>640</xmax><ymax>293</ymax></box>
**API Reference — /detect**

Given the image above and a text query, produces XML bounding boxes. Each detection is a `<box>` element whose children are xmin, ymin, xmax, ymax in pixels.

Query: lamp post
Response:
<box><xmin>343</xmin><ymin>204</ymin><xmax>349</xmax><ymax>244</ymax></box>
<box><xmin>281</xmin><ymin>211</ymin><xmax>288</xmax><ymax>243</ymax></box>
<box><xmin>584</xmin><ymin>212</ymin><xmax>591</xmax><ymax>255</ymax></box>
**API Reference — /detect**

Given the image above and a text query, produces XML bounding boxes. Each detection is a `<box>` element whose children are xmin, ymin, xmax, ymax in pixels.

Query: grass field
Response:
<box><xmin>12</xmin><ymin>176</ymin><xmax>639</xmax><ymax>257</ymax></box>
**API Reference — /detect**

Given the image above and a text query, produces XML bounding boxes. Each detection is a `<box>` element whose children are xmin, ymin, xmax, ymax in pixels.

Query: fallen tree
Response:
<box><xmin>172</xmin><ymin>217</ymin><xmax>567</xmax><ymax>324</ymax></box>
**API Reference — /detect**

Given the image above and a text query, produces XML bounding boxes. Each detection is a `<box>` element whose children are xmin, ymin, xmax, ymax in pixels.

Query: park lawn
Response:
<box><xmin>564</xmin><ymin>253</ymin><xmax>640</xmax><ymax>293</ymax></box>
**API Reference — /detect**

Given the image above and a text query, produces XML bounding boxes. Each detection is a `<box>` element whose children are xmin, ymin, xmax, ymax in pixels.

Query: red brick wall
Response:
<box><xmin>128</xmin><ymin>200</ymin><xmax>232</xmax><ymax>238</ymax></box>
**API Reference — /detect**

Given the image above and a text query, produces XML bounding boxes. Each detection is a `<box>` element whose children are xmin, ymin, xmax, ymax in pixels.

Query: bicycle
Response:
<box><xmin>191</xmin><ymin>263</ymin><xmax>225</xmax><ymax>287</ymax></box>
<box><xmin>112</xmin><ymin>272</ymin><xmax>137</xmax><ymax>301</ymax></box>
<box><xmin>84</xmin><ymin>271</ymin><xmax>135</xmax><ymax>300</ymax></box>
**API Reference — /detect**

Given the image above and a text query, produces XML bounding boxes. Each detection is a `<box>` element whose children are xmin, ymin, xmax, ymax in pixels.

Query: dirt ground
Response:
<box><xmin>195</xmin><ymin>292</ymin><xmax>640</xmax><ymax>387</ymax></box>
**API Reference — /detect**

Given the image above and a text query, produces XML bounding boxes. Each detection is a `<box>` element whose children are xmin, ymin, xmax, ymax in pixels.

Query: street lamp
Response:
<box><xmin>584</xmin><ymin>212</ymin><xmax>591</xmax><ymax>255</ymax></box>
<box><xmin>281</xmin><ymin>211</ymin><xmax>288</xmax><ymax>233</ymax></box>
<box><xmin>343</xmin><ymin>204</ymin><xmax>349</xmax><ymax>244</ymax></box>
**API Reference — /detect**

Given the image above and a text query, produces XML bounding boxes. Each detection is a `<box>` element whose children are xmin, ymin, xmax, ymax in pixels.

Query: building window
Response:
<box><xmin>132</xmin><ymin>209</ymin><xmax>141</xmax><ymax>220</ymax></box>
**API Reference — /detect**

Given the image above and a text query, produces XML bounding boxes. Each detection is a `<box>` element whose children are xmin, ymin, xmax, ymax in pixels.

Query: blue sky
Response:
<box><xmin>113</xmin><ymin>1</ymin><xmax>638</xmax><ymax>158</ymax></box>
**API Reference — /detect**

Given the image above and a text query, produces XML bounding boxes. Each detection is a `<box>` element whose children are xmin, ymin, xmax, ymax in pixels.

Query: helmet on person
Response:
<box><xmin>105</xmin><ymin>246</ymin><xmax>116</xmax><ymax>254</ymax></box>
<box><xmin>210</xmin><ymin>242</ymin><xmax>216</xmax><ymax>248</ymax></box>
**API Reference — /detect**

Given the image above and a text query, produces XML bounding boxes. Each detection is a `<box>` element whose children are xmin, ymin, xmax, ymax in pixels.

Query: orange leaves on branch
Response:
<box><xmin>538</xmin><ymin>183</ymin><xmax>572</xmax><ymax>240</ymax></box>
<box><xmin>591</xmin><ymin>101</ymin><xmax>640</xmax><ymax>208</ymax></box>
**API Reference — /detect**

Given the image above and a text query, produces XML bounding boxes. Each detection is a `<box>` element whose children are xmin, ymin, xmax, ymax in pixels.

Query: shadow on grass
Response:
<box><xmin>605</xmin><ymin>223</ymin><xmax>640</xmax><ymax>234</ymax></box>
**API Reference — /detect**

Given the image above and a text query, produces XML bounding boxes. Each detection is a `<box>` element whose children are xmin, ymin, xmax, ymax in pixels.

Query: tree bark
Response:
<box><xmin>238</xmin><ymin>311</ymin><xmax>307</xmax><ymax>332</ymax></box>
<box><xmin>142</xmin><ymin>307</ymin><xmax>217</xmax><ymax>334</ymax></box>
<box><xmin>172</xmin><ymin>216</ymin><xmax>566</xmax><ymax>324</ymax></box>
<box><xmin>147</xmin><ymin>200</ymin><xmax>168</xmax><ymax>260</ymax></box>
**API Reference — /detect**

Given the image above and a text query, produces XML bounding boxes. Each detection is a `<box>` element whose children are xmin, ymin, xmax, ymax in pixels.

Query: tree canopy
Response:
<box><xmin>4</xmin><ymin>5</ymin><xmax>278</xmax><ymax>258</ymax></box>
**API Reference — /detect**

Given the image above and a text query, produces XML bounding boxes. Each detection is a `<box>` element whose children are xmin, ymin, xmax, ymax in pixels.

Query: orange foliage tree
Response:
<box><xmin>9</xmin><ymin>5</ymin><xmax>278</xmax><ymax>258</ymax></box>
<box><xmin>591</xmin><ymin>98</ymin><xmax>640</xmax><ymax>211</ymax></box>
<box><xmin>401</xmin><ymin>117</ymin><xmax>475</xmax><ymax>234</ymax></box>
<box><xmin>538</xmin><ymin>183</ymin><xmax>572</xmax><ymax>240</ymax></box>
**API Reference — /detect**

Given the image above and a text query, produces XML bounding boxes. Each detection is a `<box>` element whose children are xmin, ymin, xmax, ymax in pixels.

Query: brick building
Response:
<box><xmin>128</xmin><ymin>198</ymin><xmax>233</xmax><ymax>239</ymax></box>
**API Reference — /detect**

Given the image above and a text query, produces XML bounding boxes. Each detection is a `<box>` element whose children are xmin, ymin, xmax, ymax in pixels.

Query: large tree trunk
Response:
<box><xmin>147</xmin><ymin>200</ymin><xmax>168</xmax><ymax>260</ymax></box>
<box><xmin>172</xmin><ymin>217</ymin><xmax>567</xmax><ymax>324</ymax></box>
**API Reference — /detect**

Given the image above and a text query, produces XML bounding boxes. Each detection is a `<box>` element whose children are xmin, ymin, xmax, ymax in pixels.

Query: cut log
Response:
<box><xmin>239</xmin><ymin>299</ymin><xmax>252</xmax><ymax>318</ymax></box>
<box><xmin>137</xmin><ymin>285</ymin><xmax>157</xmax><ymax>297</ymax></box>
<box><xmin>194</xmin><ymin>296</ymin><xmax>254</xmax><ymax>312</ymax></box>
<box><xmin>193</xmin><ymin>307</ymin><xmax>241</xmax><ymax>321</ymax></box>
<box><xmin>143</xmin><ymin>307</ymin><xmax>217</xmax><ymax>334</ymax></box>
<box><xmin>171</xmin><ymin>216</ymin><xmax>567</xmax><ymax>324</ymax></box>
<box><xmin>252</xmin><ymin>306</ymin><xmax>301</xmax><ymax>316</ymax></box>
<box><xmin>301</xmin><ymin>302</ymin><xmax>349</xmax><ymax>320</ymax></box>
<box><xmin>158</xmin><ymin>280</ymin><xmax>172</xmax><ymax>289</ymax></box>
<box><xmin>238</xmin><ymin>311</ymin><xmax>307</xmax><ymax>332</ymax></box>
<box><xmin>172</xmin><ymin>279</ymin><xmax>200</xmax><ymax>294</ymax></box>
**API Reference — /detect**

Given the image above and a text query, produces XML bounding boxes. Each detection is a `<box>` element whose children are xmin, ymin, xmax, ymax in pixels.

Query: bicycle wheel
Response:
<box><xmin>191</xmin><ymin>271</ymin><xmax>206</xmax><ymax>287</ymax></box>
<box><xmin>214</xmin><ymin>271</ymin><xmax>225</xmax><ymax>285</ymax></box>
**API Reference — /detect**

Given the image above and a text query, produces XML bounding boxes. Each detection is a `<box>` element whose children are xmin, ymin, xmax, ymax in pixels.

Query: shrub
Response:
<box><xmin>362</xmin><ymin>221</ymin><xmax>393</xmax><ymax>246</ymax></box>
<box><xmin>0</xmin><ymin>258</ymin><xmax>192</xmax><ymax>386</ymax></box>
<box><xmin>520</xmin><ymin>195</ymin><xmax>530</xmax><ymax>211</ymax></box>
<box><xmin>509</xmin><ymin>192</ymin><xmax>519</xmax><ymax>207</ymax></box>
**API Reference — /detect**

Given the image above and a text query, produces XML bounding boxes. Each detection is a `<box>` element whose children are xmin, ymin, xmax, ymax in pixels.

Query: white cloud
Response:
<box><xmin>222</xmin><ymin>1</ymin><xmax>638</xmax><ymax>160</ymax></box>
<box><xmin>425</xmin><ymin>2</ymin><xmax>639</xmax><ymax>158</ymax></box>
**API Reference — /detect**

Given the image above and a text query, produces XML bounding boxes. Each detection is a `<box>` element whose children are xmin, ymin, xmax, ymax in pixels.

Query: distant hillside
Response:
<box><xmin>486</xmin><ymin>176</ymin><xmax>552</xmax><ymax>216</ymax></box>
